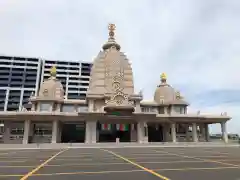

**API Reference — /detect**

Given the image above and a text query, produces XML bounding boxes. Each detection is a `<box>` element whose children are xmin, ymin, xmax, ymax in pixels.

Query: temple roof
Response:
<box><xmin>36</xmin><ymin>65</ymin><xmax>64</xmax><ymax>100</ymax></box>
<box><xmin>154</xmin><ymin>73</ymin><xmax>188</xmax><ymax>105</ymax></box>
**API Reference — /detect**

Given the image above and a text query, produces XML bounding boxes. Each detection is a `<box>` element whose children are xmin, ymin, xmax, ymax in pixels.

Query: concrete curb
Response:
<box><xmin>0</xmin><ymin>143</ymin><xmax>239</xmax><ymax>150</ymax></box>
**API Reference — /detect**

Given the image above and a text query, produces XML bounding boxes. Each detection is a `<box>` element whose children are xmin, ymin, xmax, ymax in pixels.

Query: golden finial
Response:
<box><xmin>108</xmin><ymin>23</ymin><xmax>116</xmax><ymax>39</ymax></box>
<box><xmin>176</xmin><ymin>91</ymin><xmax>182</xmax><ymax>99</ymax></box>
<box><xmin>160</xmin><ymin>73</ymin><xmax>167</xmax><ymax>81</ymax></box>
<box><xmin>50</xmin><ymin>65</ymin><xmax>57</xmax><ymax>77</ymax></box>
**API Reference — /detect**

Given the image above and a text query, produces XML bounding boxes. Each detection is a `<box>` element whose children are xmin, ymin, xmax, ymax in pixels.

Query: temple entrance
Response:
<box><xmin>98</xmin><ymin>123</ymin><xmax>116</xmax><ymax>142</ymax></box>
<box><xmin>61</xmin><ymin>122</ymin><xmax>85</xmax><ymax>143</ymax></box>
<box><xmin>116</xmin><ymin>124</ymin><xmax>131</xmax><ymax>142</ymax></box>
<box><xmin>98</xmin><ymin>123</ymin><xmax>131</xmax><ymax>142</ymax></box>
<box><xmin>148</xmin><ymin>123</ymin><xmax>163</xmax><ymax>142</ymax></box>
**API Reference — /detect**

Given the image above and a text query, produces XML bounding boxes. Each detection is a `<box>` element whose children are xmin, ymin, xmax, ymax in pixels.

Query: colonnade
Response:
<box><xmin>7</xmin><ymin>120</ymin><xmax>229</xmax><ymax>144</ymax></box>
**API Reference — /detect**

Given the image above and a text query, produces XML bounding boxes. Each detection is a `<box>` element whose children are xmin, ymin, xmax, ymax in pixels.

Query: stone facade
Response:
<box><xmin>0</xmin><ymin>24</ymin><xmax>230</xmax><ymax>144</ymax></box>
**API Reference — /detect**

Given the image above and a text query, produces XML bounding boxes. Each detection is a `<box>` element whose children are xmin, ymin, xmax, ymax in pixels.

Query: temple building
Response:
<box><xmin>0</xmin><ymin>24</ymin><xmax>231</xmax><ymax>144</ymax></box>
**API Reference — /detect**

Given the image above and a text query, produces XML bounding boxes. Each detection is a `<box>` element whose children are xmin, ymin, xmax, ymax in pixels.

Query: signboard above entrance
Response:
<box><xmin>105</xmin><ymin>110</ymin><xmax>133</xmax><ymax>117</ymax></box>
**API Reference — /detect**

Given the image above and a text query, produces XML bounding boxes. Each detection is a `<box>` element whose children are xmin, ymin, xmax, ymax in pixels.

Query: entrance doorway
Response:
<box><xmin>116</xmin><ymin>130</ymin><xmax>131</xmax><ymax>142</ymax></box>
<box><xmin>98</xmin><ymin>123</ymin><xmax>131</xmax><ymax>142</ymax></box>
<box><xmin>61</xmin><ymin>122</ymin><xmax>85</xmax><ymax>143</ymax></box>
<box><xmin>148</xmin><ymin>123</ymin><xmax>163</xmax><ymax>142</ymax></box>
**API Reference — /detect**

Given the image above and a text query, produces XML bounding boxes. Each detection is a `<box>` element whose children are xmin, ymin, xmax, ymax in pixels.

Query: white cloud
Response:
<box><xmin>0</xmin><ymin>0</ymin><xmax>239</xmax><ymax>134</ymax></box>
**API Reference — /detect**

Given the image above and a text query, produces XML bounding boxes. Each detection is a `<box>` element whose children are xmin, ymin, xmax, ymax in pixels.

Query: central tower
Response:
<box><xmin>86</xmin><ymin>24</ymin><xmax>142</xmax><ymax>112</ymax></box>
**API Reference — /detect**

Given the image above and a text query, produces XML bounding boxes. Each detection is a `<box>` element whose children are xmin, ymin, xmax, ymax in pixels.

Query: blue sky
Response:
<box><xmin>0</xmin><ymin>0</ymin><xmax>239</xmax><ymax>134</ymax></box>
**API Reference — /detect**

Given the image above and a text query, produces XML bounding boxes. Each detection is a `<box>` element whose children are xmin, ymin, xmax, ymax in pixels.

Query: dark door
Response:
<box><xmin>61</xmin><ymin>123</ymin><xmax>85</xmax><ymax>143</ymax></box>
<box><xmin>148</xmin><ymin>124</ymin><xmax>163</xmax><ymax>142</ymax></box>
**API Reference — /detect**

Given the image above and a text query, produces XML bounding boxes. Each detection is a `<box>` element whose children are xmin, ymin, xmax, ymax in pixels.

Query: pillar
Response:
<box><xmin>192</xmin><ymin>123</ymin><xmax>198</xmax><ymax>142</ymax></box>
<box><xmin>185</xmin><ymin>124</ymin><xmax>191</xmax><ymax>142</ymax></box>
<box><xmin>143</xmin><ymin>122</ymin><xmax>148</xmax><ymax>143</ymax></box>
<box><xmin>221</xmin><ymin>121</ymin><xmax>228</xmax><ymax>143</ymax></box>
<box><xmin>88</xmin><ymin>99</ymin><xmax>94</xmax><ymax>112</ymax></box>
<box><xmin>23</xmin><ymin>120</ymin><xmax>30</xmax><ymax>144</ymax></box>
<box><xmin>163</xmin><ymin>124</ymin><xmax>170</xmax><ymax>142</ymax></box>
<box><xmin>130</xmin><ymin>124</ymin><xmax>137</xmax><ymax>142</ymax></box>
<box><xmin>137</xmin><ymin>122</ymin><xmax>143</xmax><ymax>143</ymax></box>
<box><xmin>135</xmin><ymin>100</ymin><xmax>141</xmax><ymax>112</ymax></box>
<box><xmin>199</xmin><ymin>124</ymin><xmax>205</xmax><ymax>141</ymax></box>
<box><xmin>85</xmin><ymin>121</ymin><xmax>96</xmax><ymax>143</ymax></box>
<box><xmin>90</xmin><ymin>121</ymin><xmax>97</xmax><ymax>143</ymax></box>
<box><xmin>137</xmin><ymin>122</ymin><xmax>148</xmax><ymax>143</ymax></box>
<box><xmin>171</xmin><ymin>123</ymin><xmax>177</xmax><ymax>143</ymax></box>
<box><xmin>51</xmin><ymin>120</ymin><xmax>58</xmax><ymax>143</ymax></box>
<box><xmin>85</xmin><ymin>122</ymin><xmax>90</xmax><ymax>143</ymax></box>
<box><xmin>164</xmin><ymin>107</ymin><xmax>168</xmax><ymax>114</ymax></box>
<box><xmin>205</xmin><ymin>124</ymin><xmax>210</xmax><ymax>142</ymax></box>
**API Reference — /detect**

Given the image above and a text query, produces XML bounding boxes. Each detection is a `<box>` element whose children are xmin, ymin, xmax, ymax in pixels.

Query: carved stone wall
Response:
<box><xmin>87</xmin><ymin>49</ymin><xmax>134</xmax><ymax>99</ymax></box>
<box><xmin>37</xmin><ymin>77</ymin><xmax>64</xmax><ymax>100</ymax></box>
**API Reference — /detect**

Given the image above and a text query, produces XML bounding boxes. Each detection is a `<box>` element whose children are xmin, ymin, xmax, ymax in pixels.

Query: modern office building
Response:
<box><xmin>0</xmin><ymin>56</ymin><xmax>42</xmax><ymax>112</ymax></box>
<box><xmin>41</xmin><ymin>59</ymin><xmax>91</xmax><ymax>100</ymax></box>
<box><xmin>0</xmin><ymin>24</ymin><xmax>231</xmax><ymax>144</ymax></box>
<box><xmin>0</xmin><ymin>56</ymin><xmax>92</xmax><ymax>112</ymax></box>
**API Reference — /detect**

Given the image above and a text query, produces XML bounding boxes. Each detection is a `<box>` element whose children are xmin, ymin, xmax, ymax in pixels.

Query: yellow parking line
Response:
<box><xmin>20</xmin><ymin>148</ymin><xmax>68</xmax><ymax>180</ymax></box>
<box><xmin>0</xmin><ymin>174</ymin><xmax>23</xmax><ymax>177</ymax></box>
<box><xmin>101</xmin><ymin>149</ymin><xmax>170</xmax><ymax>180</ymax></box>
<box><xmin>155</xmin><ymin>150</ymin><xmax>240</xmax><ymax>167</ymax></box>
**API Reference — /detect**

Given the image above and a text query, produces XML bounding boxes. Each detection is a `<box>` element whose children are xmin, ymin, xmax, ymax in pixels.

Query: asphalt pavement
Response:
<box><xmin>0</xmin><ymin>146</ymin><xmax>239</xmax><ymax>180</ymax></box>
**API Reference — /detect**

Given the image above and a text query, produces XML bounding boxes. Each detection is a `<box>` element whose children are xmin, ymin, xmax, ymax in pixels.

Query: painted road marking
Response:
<box><xmin>0</xmin><ymin>166</ymin><xmax>239</xmax><ymax>177</ymax></box>
<box><xmin>0</xmin><ymin>160</ymin><xmax>27</xmax><ymax>163</ymax></box>
<box><xmin>101</xmin><ymin>149</ymin><xmax>170</xmax><ymax>180</ymax></box>
<box><xmin>115</xmin><ymin>153</ymin><xmax>174</xmax><ymax>156</ymax></box>
<box><xmin>0</xmin><ymin>160</ymin><xmax>210</xmax><ymax>168</ymax></box>
<box><xmin>51</xmin><ymin>156</ymin><xmax>129</xmax><ymax>161</ymax></box>
<box><xmin>45</xmin><ymin>160</ymin><xmax>206</xmax><ymax>166</ymax></box>
<box><xmin>188</xmin><ymin>155</ymin><xmax>229</xmax><ymax>158</ymax></box>
<box><xmin>0</xmin><ymin>160</ymin><xmax>208</xmax><ymax>168</ymax></box>
<box><xmin>155</xmin><ymin>150</ymin><xmax>240</xmax><ymax>167</ymax></box>
<box><xmin>20</xmin><ymin>148</ymin><xmax>68</xmax><ymax>180</ymax></box>
<box><xmin>127</xmin><ymin>156</ymin><xmax>187</xmax><ymax>160</ymax></box>
<box><xmin>0</xmin><ymin>156</ymin><xmax>51</xmax><ymax>159</ymax></box>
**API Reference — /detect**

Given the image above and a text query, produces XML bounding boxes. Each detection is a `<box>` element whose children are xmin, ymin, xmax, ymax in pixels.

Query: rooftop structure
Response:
<box><xmin>0</xmin><ymin>24</ymin><xmax>230</xmax><ymax>144</ymax></box>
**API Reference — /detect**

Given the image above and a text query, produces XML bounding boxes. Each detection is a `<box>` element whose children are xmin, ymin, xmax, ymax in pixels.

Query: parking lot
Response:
<box><xmin>0</xmin><ymin>146</ymin><xmax>239</xmax><ymax>180</ymax></box>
